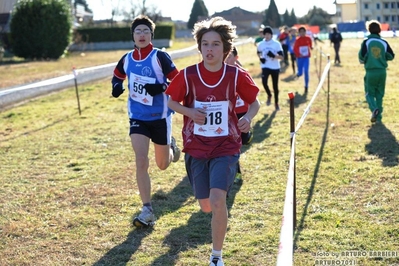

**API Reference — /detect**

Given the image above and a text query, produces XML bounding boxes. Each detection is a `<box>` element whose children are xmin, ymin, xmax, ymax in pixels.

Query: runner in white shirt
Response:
<box><xmin>257</xmin><ymin>26</ymin><xmax>284</xmax><ymax>111</ymax></box>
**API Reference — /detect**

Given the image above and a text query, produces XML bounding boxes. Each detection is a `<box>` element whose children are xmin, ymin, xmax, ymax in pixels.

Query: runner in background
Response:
<box><xmin>225</xmin><ymin>46</ymin><xmax>254</xmax><ymax>184</ymax></box>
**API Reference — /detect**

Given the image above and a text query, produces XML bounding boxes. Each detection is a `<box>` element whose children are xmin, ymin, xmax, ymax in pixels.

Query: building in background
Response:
<box><xmin>357</xmin><ymin>0</ymin><xmax>399</xmax><ymax>29</ymax></box>
<box><xmin>332</xmin><ymin>1</ymin><xmax>398</xmax><ymax>31</ymax></box>
<box><xmin>0</xmin><ymin>0</ymin><xmax>17</xmax><ymax>33</ymax></box>
<box><xmin>199</xmin><ymin>7</ymin><xmax>263</xmax><ymax>36</ymax></box>
<box><xmin>333</xmin><ymin>0</ymin><xmax>357</xmax><ymax>23</ymax></box>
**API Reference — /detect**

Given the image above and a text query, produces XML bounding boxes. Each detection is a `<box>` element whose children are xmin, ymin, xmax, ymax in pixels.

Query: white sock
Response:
<box><xmin>212</xmin><ymin>249</ymin><xmax>222</xmax><ymax>258</ymax></box>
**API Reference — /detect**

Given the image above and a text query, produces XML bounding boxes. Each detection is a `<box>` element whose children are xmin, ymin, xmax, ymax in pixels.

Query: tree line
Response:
<box><xmin>5</xmin><ymin>0</ymin><xmax>332</xmax><ymax>60</ymax></box>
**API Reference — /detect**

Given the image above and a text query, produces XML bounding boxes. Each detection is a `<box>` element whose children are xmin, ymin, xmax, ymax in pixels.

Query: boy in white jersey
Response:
<box><xmin>111</xmin><ymin>15</ymin><xmax>180</xmax><ymax>228</ymax></box>
<box><xmin>257</xmin><ymin>26</ymin><xmax>284</xmax><ymax>110</ymax></box>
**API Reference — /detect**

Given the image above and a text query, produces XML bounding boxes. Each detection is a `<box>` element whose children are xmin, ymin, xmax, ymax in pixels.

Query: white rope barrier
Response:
<box><xmin>275</xmin><ymin>59</ymin><xmax>331</xmax><ymax>266</ymax></box>
<box><xmin>295</xmin><ymin>60</ymin><xmax>331</xmax><ymax>133</ymax></box>
<box><xmin>276</xmin><ymin>133</ymin><xmax>296</xmax><ymax>266</ymax></box>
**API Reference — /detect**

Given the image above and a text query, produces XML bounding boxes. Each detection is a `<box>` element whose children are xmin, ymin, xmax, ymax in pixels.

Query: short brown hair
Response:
<box><xmin>367</xmin><ymin>20</ymin><xmax>381</xmax><ymax>34</ymax></box>
<box><xmin>192</xmin><ymin>16</ymin><xmax>237</xmax><ymax>60</ymax></box>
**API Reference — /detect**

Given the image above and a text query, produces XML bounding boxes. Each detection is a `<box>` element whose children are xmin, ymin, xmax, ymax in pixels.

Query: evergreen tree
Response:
<box><xmin>298</xmin><ymin>6</ymin><xmax>332</xmax><ymax>28</ymax></box>
<box><xmin>187</xmin><ymin>0</ymin><xmax>209</xmax><ymax>29</ymax></box>
<box><xmin>10</xmin><ymin>0</ymin><xmax>72</xmax><ymax>59</ymax></box>
<box><xmin>74</xmin><ymin>0</ymin><xmax>92</xmax><ymax>12</ymax></box>
<box><xmin>290</xmin><ymin>9</ymin><xmax>298</xmax><ymax>26</ymax></box>
<box><xmin>264</xmin><ymin>0</ymin><xmax>281</xmax><ymax>28</ymax></box>
<box><xmin>282</xmin><ymin>9</ymin><xmax>290</xmax><ymax>26</ymax></box>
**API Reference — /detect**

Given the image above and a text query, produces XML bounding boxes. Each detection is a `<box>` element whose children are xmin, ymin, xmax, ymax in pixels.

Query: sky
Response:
<box><xmin>85</xmin><ymin>0</ymin><xmax>336</xmax><ymax>21</ymax></box>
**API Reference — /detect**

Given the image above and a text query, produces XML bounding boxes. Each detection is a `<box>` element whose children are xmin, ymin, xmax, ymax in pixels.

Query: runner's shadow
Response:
<box><xmin>293</xmin><ymin>83</ymin><xmax>331</xmax><ymax>248</ymax></box>
<box><xmin>92</xmin><ymin>176</ymin><xmax>193</xmax><ymax>266</ymax></box>
<box><xmin>240</xmin><ymin>111</ymin><xmax>276</xmax><ymax>154</ymax></box>
<box><xmin>150</xmin><ymin>175</ymin><xmax>243</xmax><ymax>265</ymax></box>
<box><xmin>279</xmin><ymin>64</ymin><xmax>289</xmax><ymax>74</ymax></box>
<box><xmin>365</xmin><ymin>122</ymin><xmax>399</xmax><ymax>167</ymax></box>
<box><xmin>281</xmin><ymin>74</ymin><xmax>298</xmax><ymax>82</ymax></box>
<box><xmin>93</xmin><ymin>173</ymin><xmax>243</xmax><ymax>265</ymax></box>
<box><xmin>290</xmin><ymin>91</ymin><xmax>308</xmax><ymax>108</ymax></box>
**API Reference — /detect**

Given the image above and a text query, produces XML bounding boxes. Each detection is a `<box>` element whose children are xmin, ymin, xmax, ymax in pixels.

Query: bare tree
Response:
<box><xmin>114</xmin><ymin>0</ymin><xmax>163</xmax><ymax>22</ymax></box>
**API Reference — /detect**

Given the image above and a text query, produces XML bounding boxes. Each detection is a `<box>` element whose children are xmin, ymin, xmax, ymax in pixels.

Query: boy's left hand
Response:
<box><xmin>144</xmin><ymin>83</ymin><xmax>167</xmax><ymax>96</ymax></box>
<box><xmin>238</xmin><ymin>116</ymin><xmax>251</xmax><ymax>133</ymax></box>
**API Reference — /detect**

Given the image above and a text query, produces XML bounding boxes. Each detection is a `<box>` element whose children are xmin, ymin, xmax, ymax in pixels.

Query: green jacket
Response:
<box><xmin>358</xmin><ymin>33</ymin><xmax>395</xmax><ymax>70</ymax></box>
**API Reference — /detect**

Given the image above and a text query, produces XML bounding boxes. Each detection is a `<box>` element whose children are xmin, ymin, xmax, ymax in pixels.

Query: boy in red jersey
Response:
<box><xmin>225</xmin><ymin>46</ymin><xmax>254</xmax><ymax>184</ymax></box>
<box><xmin>293</xmin><ymin>26</ymin><xmax>313</xmax><ymax>93</ymax></box>
<box><xmin>111</xmin><ymin>15</ymin><xmax>180</xmax><ymax>228</ymax></box>
<box><xmin>166</xmin><ymin>17</ymin><xmax>260</xmax><ymax>266</ymax></box>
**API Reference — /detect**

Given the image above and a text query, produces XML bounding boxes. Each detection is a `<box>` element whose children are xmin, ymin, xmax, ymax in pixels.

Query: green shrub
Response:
<box><xmin>73</xmin><ymin>23</ymin><xmax>175</xmax><ymax>43</ymax></box>
<box><xmin>10</xmin><ymin>0</ymin><xmax>72</xmax><ymax>60</ymax></box>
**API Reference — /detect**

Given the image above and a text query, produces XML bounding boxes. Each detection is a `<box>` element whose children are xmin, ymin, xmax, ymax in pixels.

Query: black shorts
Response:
<box><xmin>129</xmin><ymin>116</ymin><xmax>172</xmax><ymax>145</ymax></box>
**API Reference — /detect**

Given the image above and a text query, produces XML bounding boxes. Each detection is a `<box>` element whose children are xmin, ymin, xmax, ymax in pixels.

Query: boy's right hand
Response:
<box><xmin>259</xmin><ymin>58</ymin><xmax>266</xmax><ymax>64</ymax></box>
<box><xmin>112</xmin><ymin>83</ymin><xmax>124</xmax><ymax>98</ymax></box>
<box><xmin>192</xmin><ymin>109</ymin><xmax>207</xmax><ymax>125</ymax></box>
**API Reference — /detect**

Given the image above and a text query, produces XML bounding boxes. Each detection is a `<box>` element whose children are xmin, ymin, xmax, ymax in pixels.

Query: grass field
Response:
<box><xmin>1</xmin><ymin>38</ymin><xmax>399</xmax><ymax>266</ymax></box>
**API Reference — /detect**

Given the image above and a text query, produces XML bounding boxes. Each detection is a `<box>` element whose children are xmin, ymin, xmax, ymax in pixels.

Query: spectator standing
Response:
<box><xmin>257</xmin><ymin>26</ymin><xmax>284</xmax><ymax>110</ymax></box>
<box><xmin>329</xmin><ymin>27</ymin><xmax>343</xmax><ymax>64</ymax></box>
<box><xmin>358</xmin><ymin>20</ymin><xmax>395</xmax><ymax>123</ymax></box>
<box><xmin>166</xmin><ymin>17</ymin><xmax>260</xmax><ymax>266</ymax></box>
<box><xmin>111</xmin><ymin>15</ymin><xmax>181</xmax><ymax>228</ymax></box>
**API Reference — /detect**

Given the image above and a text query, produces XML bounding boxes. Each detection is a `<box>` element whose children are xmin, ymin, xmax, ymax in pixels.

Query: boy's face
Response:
<box><xmin>264</xmin><ymin>32</ymin><xmax>273</xmax><ymax>41</ymax></box>
<box><xmin>299</xmin><ymin>29</ymin><xmax>306</xmax><ymax>36</ymax></box>
<box><xmin>133</xmin><ymin>24</ymin><xmax>152</xmax><ymax>48</ymax></box>
<box><xmin>200</xmin><ymin>31</ymin><xmax>225</xmax><ymax>67</ymax></box>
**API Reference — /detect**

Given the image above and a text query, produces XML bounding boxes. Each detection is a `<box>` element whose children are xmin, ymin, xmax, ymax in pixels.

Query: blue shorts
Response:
<box><xmin>129</xmin><ymin>116</ymin><xmax>172</xmax><ymax>145</ymax></box>
<box><xmin>184</xmin><ymin>153</ymin><xmax>239</xmax><ymax>199</ymax></box>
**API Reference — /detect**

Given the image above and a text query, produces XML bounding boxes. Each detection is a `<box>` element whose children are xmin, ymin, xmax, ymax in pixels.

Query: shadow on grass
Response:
<box><xmin>365</xmin><ymin>122</ymin><xmax>399</xmax><ymax>167</ymax></box>
<box><xmin>93</xmin><ymin>175</ymin><xmax>243</xmax><ymax>265</ymax></box>
<box><xmin>241</xmin><ymin>110</ymin><xmax>276</xmax><ymax>154</ymax></box>
<box><xmin>289</xmin><ymin>91</ymin><xmax>308</xmax><ymax>108</ymax></box>
<box><xmin>0</xmin><ymin>116</ymin><xmax>71</xmax><ymax>142</ymax></box>
<box><xmin>150</xmin><ymin>177</ymin><xmax>243</xmax><ymax>265</ymax></box>
<box><xmin>92</xmin><ymin>176</ymin><xmax>192</xmax><ymax>266</ymax></box>
<box><xmin>281</xmin><ymin>73</ymin><xmax>298</xmax><ymax>83</ymax></box>
<box><xmin>293</xmin><ymin>86</ymin><xmax>330</xmax><ymax>248</ymax></box>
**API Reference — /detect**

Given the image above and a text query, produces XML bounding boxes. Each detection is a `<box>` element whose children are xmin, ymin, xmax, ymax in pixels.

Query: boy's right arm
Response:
<box><xmin>358</xmin><ymin>40</ymin><xmax>367</xmax><ymax>64</ymax></box>
<box><xmin>111</xmin><ymin>54</ymin><xmax>127</xmax><ymax>98</ymax></box>
<box><xmin>167</xmin><ymin>98</ymin><xmax>207</xmax><ymax>125</ymax></box>
<box><xmin>112</xmin><ymin>76</ymin><xmax>124</xmax><ymax>98</ymax></box>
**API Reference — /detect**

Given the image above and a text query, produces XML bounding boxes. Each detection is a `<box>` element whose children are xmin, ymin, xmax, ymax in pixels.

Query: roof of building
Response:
<box><xmin>212</xmin><ymin>6</ymin><xmax>263</xmax><ymax>20</ymax></box>
<box><xmin>334</xmin><ymin>0</ymin><xmax>357</xmax><ymax>4</ymax></box>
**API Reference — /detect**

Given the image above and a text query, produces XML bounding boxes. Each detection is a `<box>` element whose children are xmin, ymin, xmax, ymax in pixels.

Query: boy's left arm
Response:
<box><xmin>238</xmin><ymin>99</ymin><xmax>260</xmax><ymax>133</ymax></box>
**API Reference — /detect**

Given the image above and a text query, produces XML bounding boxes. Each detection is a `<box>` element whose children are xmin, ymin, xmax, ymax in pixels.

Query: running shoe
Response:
<box><xmin>133</xmin><ymin>206</ymin><xmax>156</xmax><ymax>227</ymax></box>
<box><xmin>370</xmin><ymin>108</ymin><xmax>379</xmax><ymax>123</ymax></box>
<box><xmin>171</xmin><ymin>136</ymin><xmax>181</xmax><ymax>162</ymax></box>
<box><xmin>210</xmin><ymin>256</ymin><xmax>224</xmax><ymax>266</ymax></box>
